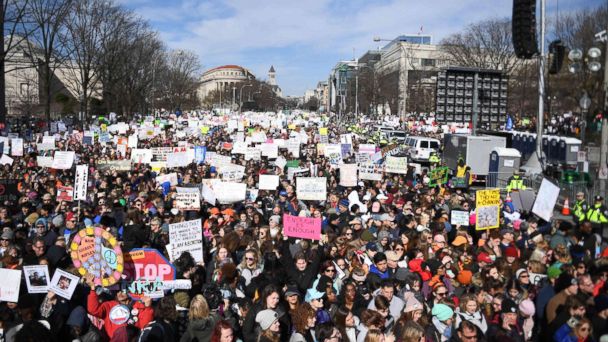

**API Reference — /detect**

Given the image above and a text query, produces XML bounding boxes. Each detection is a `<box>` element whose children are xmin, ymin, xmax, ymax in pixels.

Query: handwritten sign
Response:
<box><xmin>385</xmin><ymin>156</ymin><xmax>408</xmax><ymax>174</ymax></box>
<box><xmin>0</xmin><ymin>268</ymin><xmax>21</xmax><ymax>302</ymax></box>
<box><xmin>475</xmin><ymin>189</ymin><xmax>500</xmax><ymax>231</ymax></box>
<box><xmin>70</xmin><ymin>228</ymin><xmax>123</xmax><ymax>287</ymax></box>
<box><xmin>52</xmin><ymin>151</ymin><xmax>75</xmax><ymax>169</ymax></box>
<box><xmin>168</xmin><ymin>219</ymin><xmax>203</xmax><ymax>262</ymax></box>
<box><xmin>340</xmin><ymin>164</ymin><xmax>358</xmax><ymax>187</ymax></box>
<box><xmin>259</xmin><ymin>175</ymin><xmax>280</xmax><ymax>190</ymax></box>
<box><xmin>57</xmin><ymin>186</ymin><xmax>74</xmax><ymax>202</ymax></box>
<box><xmin>296</xmin><ymin>177</ymin><xmax>327</xmax><ymax>201</ymax></box>
<box><xmin>531</xmin><ymin>178</ymin><xmax>560</xmax><ymax>222</ymax></box>
<box><xmin>283</xmin><ymin>214</ymin><xmax>322</xmax><ymax>240</ymax></box>
<box><xmin>450</xmin><ymin>210</ymin><xmax>470</xmax><ymax>226</ymax></box>
<box><xmin>74</xmin><ymin>164</ymin><xmax>88</xmax><ymax>201</ymax></box>
<box><xmin>429</xmin><ymin>167</ymin><xmax>449</xmax><ymax>187</ymax></box>
<box><xmin>174</xmin><ymin>192</ymin><xmax>201</xmax><ymax>211</ymax></box>
<box><xmin>359</xmin><ymin>163</ymin><xmax>383</xmax><ymax>181</ymax></box>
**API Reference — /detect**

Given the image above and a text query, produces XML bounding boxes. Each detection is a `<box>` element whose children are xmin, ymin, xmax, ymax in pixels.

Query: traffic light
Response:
<box><xmin>512</xmin><ymin>0</ymin><xmax>539</xmax><ymax>59</ymax></box>
<box><xmin>549</xmin><ymin>40</ymin><xmax>565</xmax><ymax>74</ymax></box>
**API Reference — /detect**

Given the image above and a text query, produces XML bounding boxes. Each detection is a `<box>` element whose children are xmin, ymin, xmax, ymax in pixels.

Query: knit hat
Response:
<box><xmin>403</xmin><ymin>296</ymin><xmax>423</xmax><ymax>313</ymax></box>
<box><xmin>519</xmin><ymin>299</ymin><xmax>535</xmax><ymax>316</ymax></box>
<box><xmin>66</xmin><ymin>306</ymin><xmax>88</xmax><ymax>329</ymax></box>
<box><xmin>515</xmin><ymin>268</ymin><xmax>527</xmax><ymax>279</ymax></box>
<box><xmin>477</xmin><ymin>252</ymin><xmax>493</xmax><ymax>264</ymax></box>
<box><xmin>339</xmin><ymin>199</ymin><xmax>349</xmax><ymax>207</ymax></box>
<box><xmin>35</xmin><ymin>218</ymin><xmax>48</xmax><ymax>230</ymax></box>
<box><xmin>457</xmin><ymin>270</ymin><xmax>473</xmax><ymax>285</ymax></box>
<box><xmin>360</xmin><ymin>230</ymin><xmax>374</xmax><ymax>242</ymax></box>
<box><xmin>547</xmin><ymin>265</ymin><xmax>562</xmax><ymax>279</ymax></box>
<box><xmin>451</xmin><ymin>236</ymin><xmax>467</xmax><ymax>247</ymax></box>
<box><xmin>377</xmin><ymin>230</ymin><xmax>391</xmax><ymax>241</ymax></box>
<box><xmin>501</xmin><ymin>298</ymin><xmax>518</xmax><ymax>314</ymax></box>
<box><xmin>432</xmin><ymin>303</ymin><xmax>454</xmax><ymax>321</ymax></box>
<box><xmin>1</xmin><ymin>230</ymin><xmax>14</xmax><ymax>240</ymax></box>
<box><xmin>256</xmin><ymin>309</ymin><xmax>281</xmax><ymax>330</ymax></box>
<box><xmin>504</xmin><ymin>246</ymin><xmax>518</xmax><ymax>258</ymax></box>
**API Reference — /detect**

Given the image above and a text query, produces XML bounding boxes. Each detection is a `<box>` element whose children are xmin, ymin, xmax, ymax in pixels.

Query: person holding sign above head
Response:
<box><xmin>85</xmin><ymin>273</ymin><xmax>154</xmax><ymax>339</ymax></box>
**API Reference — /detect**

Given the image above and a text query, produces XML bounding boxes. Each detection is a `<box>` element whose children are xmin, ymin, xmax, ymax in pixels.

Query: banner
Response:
<box><xmin>475</xmin><ymin>189</ymin><xmax>500</xmax><ymax>230</ymax></box>
<box><xmin>23</xmin><ymin>265</ymin><xmax>50</xmax><ymax>294</ymax></box>
<box><xmin>531</xmin><ymin>178</ymin><xmax>560</xmax><ymax>221</ymax></box>
<box><xmin>429</xmin><ymin>167</ymin><xmax>449</xmax><ymax>186</ymax></box>
<box><xmin>385</xmin><ymin>156</ymin><xmax>408</xmax><ymax>174</ymax></box>
<box><xmin>97</xmin><ymin>160</ymin><xmax>131</xmax><ymax>172</ymax></box>
<box><xmin>339</xmin><ymin>164</ymin><xmax>358</xmax><ymax>187</ymax></box>
<box><xmin>168</xmin><ymin>219</ymin><xmax>203</xmax><ymax>262</ymax></box>
<box><xmin>174</xmin><ymin>192</ymin><xmax>201</xmax><ymax>210</ymax></box>
<box><xmin>74</xmin><ymin>164</ymin><xmax>88</xmax><ymax>201</ymax></box>
<box><xmin>283</xmin><ymin>214</ymin><xmax>322</xmax><ymax>240</ymax></box>
<box><xmin>450</xmin><ymin>210</ymin><xmax>470</xmax><ymax>226</ymax></box>
<box><xmin>49</xmin><ymin>269</ymin><xmax>79</xmax><ymax>300</ymax></box>
<box><xmin>10</xmin><ymin>138</ymin><xmax>23</xmax><ymax>156</ymax></box>
<box><xmin>70</xmin><ymin>228</ymin><xmax>123</xmax><ymax>287</ymax></box>
<box><xmin>296</xmin><ymin>177</ymin><xmax>327</xmax><ymax>201</ymax></box>
<box><xmin>259</xmin><ymin>174</ymin><xmax>280</xmax><ymax>190</ymax></box>
<box><xmin>0</xmin><ymin>268</ymin><xmax>21</xmax><ymax>302</ymax></box>
<box><xmin>52</xmin><ymin>151</ymin><xmax>75</xmax><ymax>169</ymax></box>
<box><xmin>358</xmin><ymin>163</ymin><xmax>383</xmax><ymax>181</ymax></box>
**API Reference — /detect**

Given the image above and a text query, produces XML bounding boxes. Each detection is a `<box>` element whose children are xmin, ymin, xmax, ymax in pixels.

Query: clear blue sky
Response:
<box><xmin>119</xmin><ymin>0</ymin><xmax>602</xmax><ymax>97</ymax></box>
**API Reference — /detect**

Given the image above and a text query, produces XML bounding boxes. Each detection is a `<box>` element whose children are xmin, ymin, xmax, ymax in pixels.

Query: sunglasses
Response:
<box><xmin>436</xmin><ymin>292</ymin><xmax>447</xmax><ymax>296</ymax></box>
<box><xmin>395</xmin><ymin>247</ymin><xmax>404</xmax><ymax>251</ymax></box>
<box><xmin>245</xmin><ymin>257</ymin><xmax>255</xmax><ymax>261</ymax></box>
<box><xmin>325</xmin><ymin>269</ymin><xmax>336</xmax><ymax>273</ymax></box>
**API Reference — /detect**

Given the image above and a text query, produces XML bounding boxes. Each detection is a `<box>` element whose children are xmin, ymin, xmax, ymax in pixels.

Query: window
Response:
<box><xmin>430</xmin><ymin>141</ymin><xmax>439</xmax><ymax>149</ymax></box>
<box><xmin>20</xmin><ymin>83</ymin><xmax>29</xmax><ymax>95</ymax></box>
<box><xmin>420</xmin><ymin>141</ymin><xmax>429</xmax><ymax>148</ymax></box>
<box><xmin>421</xmin><ymin>59</ymin><xmax>436</xmax><ymax>67</ymax></box>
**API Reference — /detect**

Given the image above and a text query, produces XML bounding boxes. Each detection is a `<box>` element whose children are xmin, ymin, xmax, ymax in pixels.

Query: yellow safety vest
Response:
<box><xmin>586</xmin><ymin>204</ymin><xmax>608</xmax><ymax>224</ymax></box>
<box><xmin>573</xmin><ymin>200</ymin><xmax>587</xmax><ymax>221</ymax></box>
<box><xmin>456</xmin><ymin>165</ymin><xmax>467</xmax><ymax>177</ymax></box>
<box><xmin>506</xmin><ymin>176</ymin><xmax>526</xmax><ymax>192</ymax></box>
<box><xmin>429</xmin><ymin>155</ymin><xmax>440</xmax><ymax>163</ymax></box>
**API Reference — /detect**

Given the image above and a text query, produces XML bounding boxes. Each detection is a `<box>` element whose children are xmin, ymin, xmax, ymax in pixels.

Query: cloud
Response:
<box><xmin>125</xmin><ymin>0</ymin><xmax>602</xmax><ymax>96</ymax></box>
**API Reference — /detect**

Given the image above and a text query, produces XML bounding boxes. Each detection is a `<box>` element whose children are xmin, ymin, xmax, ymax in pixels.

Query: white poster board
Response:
<box><xmin>259</xmin><ymin>175</ymin><xmax>280</xmax><ymax>190</ymax></box>
<box><xmin>359</xmin><ymin>163</ymin><xmax>383</xmax><ymax>181</ymax></box>
<box><xmin>51</xmin><ymin>151</ymin><xmax>75</xmax><ymax>169</ymax></box>
<box><xmin>450</xmin><ymin>210</ymin><xmax>470</xmax><ymax>226</ymax></box>
<box><xmin>531</xmin><ymin>178</ymin><xmax>560</xmax><ymax>222</ymax></box>
<box><xmin>49</xmin><ymin>269</ymin><xmax>79</xmax><ymax>300</ymax></box>
<box><xmin>23</xmin><ymin>265</ymin><xmax>50</xmax><ymax>293</ymax></box>
<box><xmin>168</xmin><ymin>219</ymin><xmax>203</xmax><ymax>262</ymax></box>
<box><xmin>214</xmin><ymin>182</ymin><xmax>247</xmax><ymax>204</ymax></box>
<box><xmin>296</xmin><ymin>177</ymin><xmax>327</xmax><ymax>201</ymax></box>
<box><xmin>384</xmin><ymin>156</ymin><xmax>408</xmax><ymax>174</ymax></box>
<box><xmin>74</xmin><ymin>164</ymin><xmax>89</xmax><ymax>201</ymax></box>
<box><xmin>339</xmin><ymin>164</ymin><xmax>358</xmax><ymax>187</ymax></box>
<box><xmin>174</xmin><ymin>192</ymin><xmax>201</xmax><ymax>210</ymax></box>
<box><xmin>10</xmin><ymin>138</ymin><xmax>23</xmax><ymax>156</ymax></box>
<box><xmin>0</xmin><ymin>268</ymin><xmax>21</xmax><ymax>302</ymax></box>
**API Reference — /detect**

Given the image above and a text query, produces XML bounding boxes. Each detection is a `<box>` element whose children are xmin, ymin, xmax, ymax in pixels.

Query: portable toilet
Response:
<box><xmin>513</xmin><ymin>133</ymin><xmax>522</xmax><ymax>154</ymax></box>
<box><xmin>557</xmin><ymin>138</ymin><xmax>567</xmax><ymax>162</ymax></box>
<box><xmin>488</xmin><ymin>147</ymin><xmax>522</xmax><ymax>188</ymax></box>
<box><xmin>527</xmin><ymin>134</ymin><xmax>537</xmax><ymax>157</ymax></box>
<box><xmin>521</xmin><ymin>133</ymin><xmax>531</xmax><ymax>158</ymax></box>
<box><xmin>549</xmin><ymin>137</ymin><xmax>559</xmax><ymax>162</ymax></box>
<box><xmin>563</xmin><ymin>137</ymin><xmax>582</xmax><ymax>165</ymax></box>
<box><xmin>542</xmin><ymin>136</ymin><xmax>550</xmax><ymax>160</ymax></box>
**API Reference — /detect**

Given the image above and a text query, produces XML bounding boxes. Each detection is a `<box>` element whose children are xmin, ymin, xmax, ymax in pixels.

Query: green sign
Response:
<box><xmin>286</xmin><ymin>160</ymin><xmax>300</xmax><ymax>168</ymax></box>
<box><xmin>451</xmin><ymin>177</ymin><xmax>468</xmax><ymax>189</ymax></box>
<box><xmin>429</xmin><ymin>167</ymin><xmax>449</xmax><ymax>187</ymax></box>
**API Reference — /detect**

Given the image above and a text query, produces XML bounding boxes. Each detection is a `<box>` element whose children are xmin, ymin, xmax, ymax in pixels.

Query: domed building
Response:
<box><xmin>197</xmin><ymin>64</ymin><xmax>256</xmax><ymax>103</ymax></box>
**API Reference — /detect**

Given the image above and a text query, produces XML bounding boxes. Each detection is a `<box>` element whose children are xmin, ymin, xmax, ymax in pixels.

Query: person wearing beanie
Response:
<box><xmin>427</xmin><ymin>303</ymin><xmax>454</xmax><ymax>341</ymax></box>
<box><xmin>255</xmin><ymin>309</ymin><xmax>282</xmax><ymax>342</ymax></box>
<box><xmin>519</xmin><ymin>299</ymin><xmax>536</xmax><ymax>341</ymax></box>
<box><xmin>487</xmin><ymin>298</ymin><xmax>524</xmax><ymax>342</ymax></box>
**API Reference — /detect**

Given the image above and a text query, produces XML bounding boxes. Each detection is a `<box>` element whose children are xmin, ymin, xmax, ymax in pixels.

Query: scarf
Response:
<box><xmin>432</xmin><ymin>316</ymin><xmax>452</xmax><ymax>341</ymax></box>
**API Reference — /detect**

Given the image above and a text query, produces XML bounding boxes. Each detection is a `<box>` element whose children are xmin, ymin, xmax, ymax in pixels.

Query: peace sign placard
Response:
<box><xmin>70</xmin><ymin>227</ymin><xmax>123</xmax><ymax>287</ymax></box>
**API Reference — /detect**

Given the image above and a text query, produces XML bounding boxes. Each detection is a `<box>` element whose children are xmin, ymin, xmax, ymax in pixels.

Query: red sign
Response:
<box><xmin>57</xmin><ymin>186</ymin><xmax>73</xmax><ymax>202</ymax></box>
<box><xmin>124</xmin><ymin>248</ymin><xmax>176</xmax><ymax>300</ymax></box>
<box><xmin>282</xmin><ymin>214</ymin><xmax>322</xmax><ymax>240</ymax></box>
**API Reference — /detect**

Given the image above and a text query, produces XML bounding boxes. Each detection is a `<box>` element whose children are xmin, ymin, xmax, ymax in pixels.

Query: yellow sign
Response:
<box><xmin>200</xmin><ymin>126</ymin><xmax>209</xmax><ymax>134</ymax></box>
<box><xmin>475</xmin><ymin>189</ymin><xmax>500</xmax><ymax>230</ymax></box>
<box><xmin>288</xmin><ymin>124</ymin><xmax>296</xmax><ymax>130</ymax></box>
<box><xmin>319</xmin><ymin>127</ymin><xmax>328</xmax><ymax>136</ymax></box>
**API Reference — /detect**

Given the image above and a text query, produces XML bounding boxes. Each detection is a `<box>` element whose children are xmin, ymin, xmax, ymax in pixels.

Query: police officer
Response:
<box><xmin>456</xmin><ymin>158</ymin><xmax>468</xmax><ymax>178</ymax></box>
<box><xmin>585</xmin><ymin>195</ymin><xmax>608</xmax><ymax>236</ymax></box>
<box><xmin>506</xmin><ymin>170</ymin><xmax>527</xmax><ymax>193</ymax></box>
<box><xmin>572</xmin><ymin>192</ymin><xmax>588</xmax><ymax>223</ymax></box>
<box><xmin>429</xmin><ymin>152</ymin><xmax>440</xmax><ymax>168</ymax></box>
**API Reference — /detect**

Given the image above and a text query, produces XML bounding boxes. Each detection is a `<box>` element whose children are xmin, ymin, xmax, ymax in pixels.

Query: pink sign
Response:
<box><xmin>282</xmin><ymin>214</ymin><xmax>322</xmax><ymax>240</ymax></box>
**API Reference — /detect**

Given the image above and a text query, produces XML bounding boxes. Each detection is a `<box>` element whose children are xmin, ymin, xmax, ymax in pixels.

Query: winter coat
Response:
<box><xmin>179</xmin><ymin>313</ymin><xmax>219</xmax><ymax>342</ymax></box>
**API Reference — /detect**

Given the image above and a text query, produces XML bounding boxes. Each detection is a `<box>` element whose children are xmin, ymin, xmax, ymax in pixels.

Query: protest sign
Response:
<box><xmin>128</xmin><ymin>134</ymin><xmax>138</xmax><ymax>148</ymax></box>
<box><xmin>384</xmin><ymin>156</ymin><xmax>408</xmax><ymax>174</ymax></box>
<box><xmin>74</xmin><ymin>164</ymin><xmax>88</xmax><ymax>201</ymax></box>
<box><xmin>156</xmin><ymin>173</ymin><xmax>178</xmax><ymax>186</ymax></box>
<box><xmin>232</xmin><ymin>141</ymin><xmax>247</xmax><ymax>154</ymax></box>
<box><xmin>166</xmin><ymin>151</ymin><xmax>190</xmax><ymax>168</ymax></box>
<box><xmin>0</xmin><ymin>154</ymin><xmax>13</xmax><ymax>165</ymax></box>
<box><xmin>283</xmin><ymin>214</ymin><xmax>322</xmax><ymax>240</ymax></box>
<box><xmin>168</xmin><ymin>219</ymin><xmax>203</xmax><ymax>262</ymax></box>
<box><xmin>341</xmin><ymin>144</ymin><xmax>352</xmax><ymax>158</ymax></box>
<box><xmin>23</xmin><ymin>265</ymin><xmax>50</xmax><ymax>293</ymax></box>
<box><xmin>131</xmin><ymin>149</ymin><xmax>153</xmax><ymax>164</ymax></box>
<box><xmin>151</xmin><ymin>147</ymin><xmax>172</xmax><ymax>162</ymax></box>
<box><xmin>358</xmin><ymin>163</ymin><xmax>383</xmax><ymax>181</ymax></box>
<box><xmin>10</xmin><ymin>138</ymin><xmax>22</xmax><ymax>156</ymax></box>
<box><xmin>37</xmin><ymin>156</ymin><xmax>54</xmax><ymax>168</ymax></box>
<box><xmin>359</xmin><ymin>144</ymin><xmax>376</xmax><ymax>154</ymax></box>
<box><xmin>124</xmin><ymin>249</ymin><xmax>176</xmax><ymax>299</ymax></box>
<box><xmin>475</xmin><ymin>189</ymin><xmax>500</xmax><ymax>231</ymax></box>
<box><xmin>275</xmin><ymin>156</ymin><xmax>287</xmax><ymax>169</ymax></box>
<box><xmin>174</xmin><ymin>192</ymin><xmax>201</xmax><ymax>210</ymax></box>
<box><xmin>259</xmin><ymin>174</ymin><xmax>280</xmax><ymax>190</ymax></box>
<box><xmin>531</xmin><ymin>178</ymin><xmax>560</xmax><ymax>221</ymax></box>
<box><xmin>220</xmin><ymin>164</ymin><xmax>245</xmax><ymax>182</ymax></box>
<box><xmin>355</xmin><ymin>153</ymin><xmax>371</xmax><ymax>164</ymax></box>
<box><xmin>261</xmin><ymin>143</ymin><xmax>278</xmax><ymax>159</ymax></box>
<box><xmin>194</xmin><ymin>146</ymin><xmax>206</xmax><ymax>163</ymax></box>
<box><xmin>70</xmin><ymin>228</ymin><xmax>123</xmax><ymax>287</ymax></box>
<box><xmin>49</xmin><ymin>269</ymin><xmax>79</xmax><ymax>300</ymax></box>
<box><xmin>325</xmin><ymin>144</ymin><xmax>342</xmax><ymax>165</ymax></box>
<box><xmin>57</xmin><ymin>186</ymin><xmax>74</xmax><ymax>202</ymax></box>
<box><xmin>245</xmin><ymin>147</ymin><xmax>261</xmax><ymax>161</ymax></box>
<box><xmin>296</xmin><ymin>177</ymin><xmax>327</xmax><ymax>201</ymax></box>
<box><xmin>287</xmin><ymin>139</ymin><xmax>300</xmax><ymax>158</ymax></box>
<box><xmin>97</xmin><ymin>160</ymin><xmax>131</xmax><ymax>172</ymax></box>
<box><xmin>450</xmin><ymin>210</ymin><xmax>470</xmax><ymax>226</ymax></box>
<box><xmin>52</xmin><ymin>151</ymin><xmax>75</xmax><ymax>169</ymax></box>
<box><xmin>339</xmin><ymin>164</ymin><xmax>358</xmax><ymax>187</ymax></box>
<box><xmin>214</xmin><ymin>182</ymin><xmax>247</xmax><ymax>204</ymax></box>
<box><xmin>0</xmin><ymin>268</ymin><xmax>21</xmax><ymax>302</ymax></box>
<box><xmin>429</xmin><ymin>167</ymin><xmax>449</xmax><ymax>186</ymax></box>
<box><xmin>288</xmin><ymin>167</ymin><xmax>309</xmax><ymax>181</ymax></box>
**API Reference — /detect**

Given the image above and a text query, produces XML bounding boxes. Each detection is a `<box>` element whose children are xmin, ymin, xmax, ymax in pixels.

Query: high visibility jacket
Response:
<box><xmin>429</xmin><ymin>155</ymin><xmax>440</xmax><ymax>163</ymax></box>
<box><xmin>586</xmin><ymin>204</ymin><xmax>608</xmax><ymax>224</ymax></box>
<box><xmin>506</xmin><ymin>175</ymin><xmax>526</xmax><ymax>192</ymax></box>
<box><xmin>456</xmin><ymin>165</ymin><xmax>467</xmax><ymax>177</ymax></box>
<box><xmin>573</xmin><ymin>200</ymin><xmax>588</xmax><ymax>221</ymax></box>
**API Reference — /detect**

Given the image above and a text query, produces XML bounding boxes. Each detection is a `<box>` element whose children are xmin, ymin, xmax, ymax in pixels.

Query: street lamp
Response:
<box><xmin>374</xmin><ymin>36</ymin><xmax>408</xmax><ymax>116</ymax></box>
<box><xmin>232</xmin><ymin>86</ymin><xmax>236</xmax><ymax>112</ymax></box>
<box><xmin>239</xmin><ymin>84</ymin><xmax>252</xmax><ymax>112</ymax></box>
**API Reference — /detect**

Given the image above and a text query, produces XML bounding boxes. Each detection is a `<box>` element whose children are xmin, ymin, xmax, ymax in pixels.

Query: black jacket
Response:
<box><xmin>280</xmin><ymin>240</ymin><xmax>323</xmax><ymax>295</ymax></box>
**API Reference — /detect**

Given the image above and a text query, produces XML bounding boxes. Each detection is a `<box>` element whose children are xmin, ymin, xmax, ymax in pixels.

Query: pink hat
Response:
<box><xmin>519</xmin><ymin>299</ymin><xmax>535</xmax><ymax>316</ymax></box>
<box><xmin>433</xmin><ymin>234</ymin><xmax>446</xmax><ymax>244</ymax></box>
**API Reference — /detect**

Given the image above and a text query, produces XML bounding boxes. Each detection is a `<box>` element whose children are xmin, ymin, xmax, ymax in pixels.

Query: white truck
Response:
<box><xmin>443</xmin><ymin>134</ymin><xmax>507</xmax><ymax>177</ymax></box>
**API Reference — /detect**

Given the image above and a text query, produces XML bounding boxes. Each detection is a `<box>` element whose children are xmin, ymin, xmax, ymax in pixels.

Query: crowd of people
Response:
<box><xmin>0</xmin><ymin>111</ymin><xmax>606</xmax><ymax>342</ymax></box>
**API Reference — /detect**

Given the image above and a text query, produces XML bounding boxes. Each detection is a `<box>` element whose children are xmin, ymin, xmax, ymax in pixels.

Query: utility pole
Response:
<box><xmin>600</xmin><ymin>26</ymin><xmax>608</xmax><ymax>192</ymax></box>
<box><xmin>472</xmin><ymin>73</ymin><xmax>479</xmax><ymax>135</ymax></box>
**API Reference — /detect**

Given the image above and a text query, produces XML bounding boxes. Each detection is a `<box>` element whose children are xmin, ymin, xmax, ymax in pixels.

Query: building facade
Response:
<box><xmin>197</xmin><ymin>65</ymin><xmax>256</xmax><ymax>103</ymax></box>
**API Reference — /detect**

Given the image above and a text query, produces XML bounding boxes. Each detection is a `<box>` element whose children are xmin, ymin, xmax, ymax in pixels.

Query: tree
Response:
<box><xmin>155</xmin><ymin>49</ymin><xmax>200</xmax><ymax>111</ymax></box>
<box><xmin>440</xmin><ymin>18</ymin><xmax>520</xmax><ymax>75</ymax></box>
<box><xmin>23</xmin><ymin>0</ymin><xmax>72</xmax><ymax>122</ymax></box>
<box><xmin>303</xmin><ymin>96</ymin><xmax>318</xmax><ymax>111</ymax></box>
<box><xmin>1</xmin><ymin>0</ymin><xmax>30</xmax><ymax>125</ymax></box>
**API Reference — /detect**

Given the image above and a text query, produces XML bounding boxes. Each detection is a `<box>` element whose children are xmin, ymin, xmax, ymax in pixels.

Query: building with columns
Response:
<box><xmin>197</xmin><ymin>65</ymin><xmax>256</xmax><ymax>103</ymax></box>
